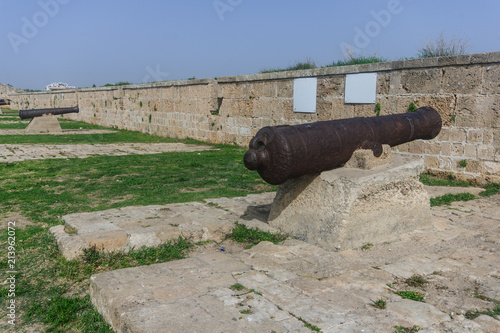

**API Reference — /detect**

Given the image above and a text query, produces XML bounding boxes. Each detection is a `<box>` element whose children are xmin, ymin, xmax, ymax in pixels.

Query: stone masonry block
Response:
<box><xmin>82</xmin><ymin>231</ymin><xmax>128</xmax><ymax>251</ymax></box>
<box><xmin>268</xmin><ymin>156</ymin><xmax>430</xmax><ymax>251</ymax></box>
<box><xmin>424</xmin><ymin>142</ymin><xmax>441</xmax><ymax>155</ymax></box>
<box><xmin>477</xmin><ymin>145</ymin><xmax>495</xmax><ymax>161</ymax></box>
<box><xmin>424</xmin><ymin>156</ymin><xmax>440</xmax><ymax>169</ymax></box>
<box><xmin>276</xmin><ymin>80</ymin><xmax>293</xmax><ymax>98</ymax></box>
<box><xmin>467</xmin><ymin>129</ymin><xmax>483</xmax><ymax>143</ymax></box>
<box><xmin>440</xmin><ymin>143</ymin><xmax>452</xmax><ymax>156</ymax></box>
<box><xmin>463</xmin><ymin>144</ymin><xmax>478</xmax><ymax>159</ymax></box>
<box><xmin>455</xmin><ymin>95</ymin><xmax>499</xmax><ymax>128</ymax></box>
<box><xmin>484</xmin><ymin>161</ymin><xmax>500</xmax><ymax>175</ymax></box>
<box><xmin>409</xmin><ymin>141</ymin><xmax>425</xmax><ymax>154</ymax></box>
<box><xmin>400</xmin><ymin>68</ymin><xmax>442</xmax><ymax>94</ymax></box>
<box><xmin>449</xmin><ymin>128</ymin><xmax>467</xmax><ymax>143</ymax></box>
<box><xmin>451</xmin><ymin>143</ymin><xmax>464</xmax><ymax>157</ymax></box>
<box><xmin>441</xmin><ymin>66</ymin><xmax>483</xmax><ymax>94</ymax></box>
<box><xmin>482</xmin><ymin>65</ymin><xmax>500</xmax><ymax>94</ymax></box>
<box><xmin>436</xmin><ymin>127</ymin><xmax>450</xmax><ymax>142</ymax></box>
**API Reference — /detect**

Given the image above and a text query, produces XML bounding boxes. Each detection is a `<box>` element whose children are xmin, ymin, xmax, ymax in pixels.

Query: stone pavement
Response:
<box><xmin>0</xmin><ymin>128</ymin><xmax>117</xmax><ymax>135</ymax></box>
<box><xmin>0</xmin><ymin>142</ymin><xmax>212</xmax><ymax>163</ymax></box>
<box><xmin>51</xmin><ymin>193</ymin><xmax>276</xmax><ymax>259</ymax></box>
<box><xmin>87</xmin><ymin>189</ymin><xmax>500</xmax><ymax>333</ymax></box>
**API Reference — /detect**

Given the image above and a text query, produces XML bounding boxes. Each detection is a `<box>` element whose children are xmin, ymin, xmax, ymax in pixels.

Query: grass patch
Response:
<box><xmin>26</xmin><ymin>294</ymin><xmax>113</xmax><ymax>332</ymax></box>
<box><xmin>0</xmin><ymin>226</ymin><xmax>113</xmax><ymax>332</ymax></box>
<box><xmin>230</xmin><ymin>283</ymin><xmax>246</xmax><ymax>291</ymax></box>
<box><xmin>464</xmin><ymin>305</ymin><xmax>500</xmax><ymax>320</ymax></box>
<box><xmin>394</xmin><ymin>325</ymin><xmax>420</xmax><ymax>333</ymax></box>
<box><xmin>395</xmin><ymin>290</ymin><xmax>425</xmax><ymax>302</ymax></box>
<box><xmin>297</xmin><ymin>317</ymin><xmax>322</xmax><ymax>332</ymax></box>
<box><xmin>0</xmin><ymin>146</ymin><xmax>274</xmax><ymax>225</ymax></box>
<box><xmin>405</xmin><ymin>275</ymin><xmax>428</xmax><ymax>288</ymax></box>
<box><xmin>419</xmin><ymin>173</ymin><xmax>473</xmax><ymax>187</ymax></box>
<box><xmin>361</xmin><ymin>243</ymin><xmax>373</xmax><ymax>251</ymax></box>
<box><xmin>226</xmin><ymin>222</ymin><xmax>287</xmax><ymax>248</ymax></box>
<box><xmin>260</xmin><ymin>58</ymin><xmax>316</xmax><ymax>74</ymax></box>
<box><xmin>0</xmin><ymin>128</ymin><xmax>201</xmax><ymax>144</ymax></box>
<box><xmin>371</xmin><ymin>299</ymin><xmax>387</xmax><ymax>309</ymax></box>
<box><xmin>479</xmin><ymin>183</ymin><xmax>500</xmax><ymax>197</ymax></box>
<box><xmin>81</xmin><ymin>237</ymin><xmax>191</xmax><ymax>272</ymax></box>
<box><xmin>430</xmin><ymin>193</ymin><xmax>476</xmax><ymax>207</ymax></box>
<box><xmin>326</xmin><ymin>55</ymin><xmax>386</xmax><ymax>67</ymax></box>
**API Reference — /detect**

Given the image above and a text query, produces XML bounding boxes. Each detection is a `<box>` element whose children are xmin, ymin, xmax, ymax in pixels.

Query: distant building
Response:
<box><xmin>45</xmin><ymin>82</ymin><xmax>76</xmax><ymax>91</ymax></box>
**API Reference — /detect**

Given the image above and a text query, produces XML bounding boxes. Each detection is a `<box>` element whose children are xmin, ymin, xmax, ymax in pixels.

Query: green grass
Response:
<box><xmin>230</xmin><ymin>283</ymin><xmax>246</xmax><ymax>291</ymax></box>
<box><xmin>0</xmin><ymin>123</ymin><xmax>276</xmax><ymax>331</ymax></box>
<box><xmin>405</xmin><ymin>275</ymin><xmax>428</xmax><ymax>287</ymax></box>
<box><xmin>371</xmin><ymin>299</ymin><xmax>387</xmax><ymax>309</ymax></box>
<box><xmin>419</xmin><ymin>173</ymin><xmax>473</xmax><ymax>187</ymax></box>
<box><xmin>81</xmin><ymin>237</ymin><xmax>192</xmax><ymax>272</ymax></box>
<box><xmin>102</xmin><ymin>81</ymin><xmax>131</xmax><ymax>87</ymax></box>
<box><xmin>260</xmin><ymin>59</ymin><xmax>316</xmax><ymax>74</ymax></box>
<box><xmin>430</xmin><ymin>192</ymin><xmax>477</xmax><ymax>207</ymax></box>
<box><xmin>226</xmin><ymin>222</ymin><xmax>287</xmax><ymax>248</ymax></box>
<box><xmin>395</xmin><ymin>290</ymin><xmax>425</xmax><ymax>302</ymax></box>
<box><xmin>0</xmin><ymin>119</ymin><xmax>104</xmax><ymax>130</ymax></box>
<box><xmin>0</xmin><ymin>147</ymin><xmax>273</xmax><ymax>226</ymax></box>
<box><xmin>394</xmin><ymin>325</ymin><xmax>420</xmax><ymax>333</ymax></box>
<box><xmin>326</xmin><ymin>55</ymin><xmax>387</xmax><ymax>67</ymax></box>
<box><xmin>479</xmin><ymin>183</ymin><xmax>500</xmax><ymax>197</ymax></box>
<box><xmin>297</xmin><ymin>317</ymin><xmax>322</xmax><ymax>332</ymax></box>
<box><xmin>26</xmin><ymin>295</ymin><xmax>113</xmax><ymax>332</ymax></box>
<box><xmin>361</xmin><ymin>243</ymin><xmax>373</xmax><ymax>251</ymax></box>
<box><xmin>464</xmin><ymin>305</ymin><xmax>500</xmax><ymax>320</ymax></box>
<box><xmin>0</xmin><ymin>129</ymin><xmax>204</xmax><ymax>145</ymax></box>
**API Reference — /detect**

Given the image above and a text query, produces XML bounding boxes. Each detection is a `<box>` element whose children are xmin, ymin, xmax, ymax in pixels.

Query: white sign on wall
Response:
<box><xmin>293</xmin><ymin>77</ymin><xmax>317</xmax><ymax>113</ymax></box>
<box><xmin>344</xmin><ymin>73</ymin><xmax>377</xmax><ymax>104</ymax></box>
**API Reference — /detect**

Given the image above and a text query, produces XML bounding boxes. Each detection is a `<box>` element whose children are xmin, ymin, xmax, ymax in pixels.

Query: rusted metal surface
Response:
<box><xmin>244</xmin><ymin>107</ymin><xmax>442</xmax><ymax>185</ymax></box>
<box><xmin>19</xmin><ymin>106</ymin><xmax>79</xmax><ymax>120</ymax></box>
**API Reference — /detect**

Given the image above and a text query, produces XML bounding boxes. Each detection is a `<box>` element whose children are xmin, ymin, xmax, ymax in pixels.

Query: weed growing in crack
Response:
<box><xmin>395</xmin><ymin>290</ymin><xmax>425</xmax><ymax>302</ymax></box>
<box><xmin>371</xmin><ymin>299</ymin><xmax>387</xmax><ymax>309</ymax></box>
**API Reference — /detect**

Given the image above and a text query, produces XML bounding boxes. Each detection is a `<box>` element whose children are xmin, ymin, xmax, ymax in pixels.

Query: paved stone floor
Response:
<box><xmin>0</xmin><ymin>142</ymin><xmax>212</xmax><ymax>162</ymax></box>
<box><xmin>87</xmin><ymin>190</ymin><xmax>500</xmax><ymax>333</ymax></box>
<box><xmin>0</xmin><ymin>128</ymin><xmax>117</xmax><ymax>135</ymax></box>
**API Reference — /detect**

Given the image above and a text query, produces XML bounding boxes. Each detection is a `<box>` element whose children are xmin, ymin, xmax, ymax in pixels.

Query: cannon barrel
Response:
<box><xmin>19</xmin><ymin>106</ymin><xmax>79</xmax><ymax>120</ymax></box>
<box><xmin>244</xmin><ymin>107</ymin><xmax>442</xmax><ymax>185</ymax></box>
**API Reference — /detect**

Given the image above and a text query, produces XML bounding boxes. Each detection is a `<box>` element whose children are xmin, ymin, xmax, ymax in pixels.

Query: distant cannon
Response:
<box><xmin>244</xmin><ymin>107</ymin><xmax>442</xmax><ymax>185</ymax></box>
<box><xmin>19</xmin><ymin>106</ymin><xmax>79</xmax><ymax>120</ymax></box>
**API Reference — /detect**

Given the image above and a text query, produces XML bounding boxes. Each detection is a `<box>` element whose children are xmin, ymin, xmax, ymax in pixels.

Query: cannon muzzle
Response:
<box><xmin>19</xmin><ymin>106</ymin><xmax>79</xmax><ymax>120</ymax></box>
<box><xmin>244</xmin><ymin>107</ymin><xmax>442</xmax><ymax>185</ymax></box>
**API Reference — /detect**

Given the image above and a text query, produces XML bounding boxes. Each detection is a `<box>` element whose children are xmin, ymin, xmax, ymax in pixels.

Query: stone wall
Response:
<box><xmin>9</xmin><ymin>52</ymin><xmax>500</xmax><ymax>183</ymax></box>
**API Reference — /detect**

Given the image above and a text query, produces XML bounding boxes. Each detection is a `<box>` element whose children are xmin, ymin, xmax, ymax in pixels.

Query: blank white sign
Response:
<box><xmin>293</xmin><ymin>77</ymin><xmax>317</xmax><ymax>113</ymax></box>
<box><xmin>345</xmin><ymin>73</ymin><xmax>377</xmax><ymax>104</ymax></box>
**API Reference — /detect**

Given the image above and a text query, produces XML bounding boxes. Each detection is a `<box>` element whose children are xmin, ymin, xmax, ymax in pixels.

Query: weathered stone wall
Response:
<box><xmin>9</xmin><ymin>52</ymin><xmax>500</xmax><ymax>183</ymax></box>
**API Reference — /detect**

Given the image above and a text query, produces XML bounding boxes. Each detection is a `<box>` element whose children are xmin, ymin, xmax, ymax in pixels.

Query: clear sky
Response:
<box><xmin>2</xmin><ymin>0</ymin><xmax>499</xmax><ymax>90</ymax></box>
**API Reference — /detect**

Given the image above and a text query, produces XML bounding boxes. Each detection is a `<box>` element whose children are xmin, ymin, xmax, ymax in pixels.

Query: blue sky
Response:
<box><xmin>2</xmin><ymin>0</ymin><xmax>499</xmax><ymax>90</ymax></box>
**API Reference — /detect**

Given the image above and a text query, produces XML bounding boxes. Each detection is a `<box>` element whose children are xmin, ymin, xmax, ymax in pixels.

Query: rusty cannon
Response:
<box><xmin>19</xmin><ymin>106</ymin><xmax>79</xmax><ymax>120</ymax></box>
<box><xmin>244</xmin><ymin>107</ymin><xmax>442</xmax><ymax>185</ymax></box>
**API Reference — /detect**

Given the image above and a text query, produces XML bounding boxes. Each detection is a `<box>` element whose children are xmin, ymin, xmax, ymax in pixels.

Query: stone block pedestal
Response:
<box><xmin>25</xmin><ymin>114</ymin><xmax>62</xmax><ymax>133</ymax></box>
<box><xmin>268</xmin><ymin>155</ymin><xmax>431</xmax><ymax>251</ymax></box>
